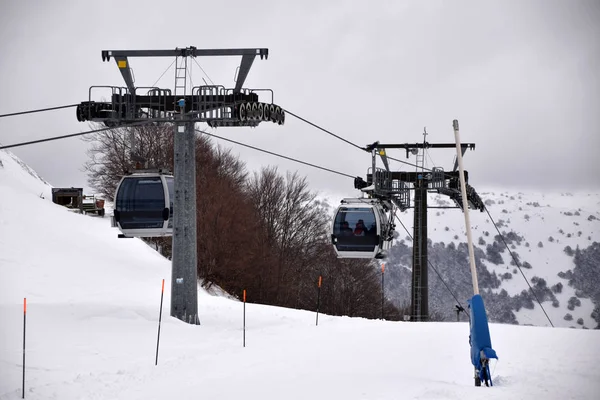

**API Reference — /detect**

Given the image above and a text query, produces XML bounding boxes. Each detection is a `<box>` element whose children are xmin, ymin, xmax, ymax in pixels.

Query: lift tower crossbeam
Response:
<box><xmin>101</xmin><ymin>48</ymin><xmax>268</xmax><ymax>94</ymax></box>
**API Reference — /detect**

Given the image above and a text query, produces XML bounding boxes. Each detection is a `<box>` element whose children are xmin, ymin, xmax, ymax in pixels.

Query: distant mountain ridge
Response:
<box><xmin>383</xmin><ymin>190</ymin><xmax>600</xmax><ymax>329</ymax></box>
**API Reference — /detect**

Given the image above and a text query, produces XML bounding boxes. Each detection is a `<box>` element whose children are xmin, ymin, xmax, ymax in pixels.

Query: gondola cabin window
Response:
<box><xmin>117</xmin><ymin>178</ymin><xmax>165</xmax><ymax>211</ymax></box>
<box><xmin>115</xmin><ymin>177</ymin><xmax>166</xmax><ymax>230</ymax></box>
<box><xmin>333</xmin><ymin>207</ymin><xmax>377</xmax><ymax>237</ymax></box>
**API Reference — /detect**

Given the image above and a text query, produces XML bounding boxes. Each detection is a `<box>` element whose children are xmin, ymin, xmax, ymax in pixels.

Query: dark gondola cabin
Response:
<box><xmin>113</xmin><ymin>172</ymin><xmax>174</xmax><ymax>237</ymax></box>
<box><xmin>331</xmin><ymin>199</ymin><xmax>387</xmax><ymax>259</ymax></box>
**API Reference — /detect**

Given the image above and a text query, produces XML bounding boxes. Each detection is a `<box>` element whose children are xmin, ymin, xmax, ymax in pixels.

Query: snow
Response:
<box><xmin>1</xmin><ymin>149</ymin><xmax>600</xmax><ymax>399</ymax></box>
<box><xmin>471</xmin><ymin>191</ymin><xmax>599</xmax><ymax>328</ymax></box>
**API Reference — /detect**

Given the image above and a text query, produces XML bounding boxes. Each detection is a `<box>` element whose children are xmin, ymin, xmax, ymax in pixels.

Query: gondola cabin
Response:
<box><xmin>331</xmin><ymin>198</ymin><xmax>391</xmax><ymax>259</ymax></box>
<box><xmin>113</xmin><ymin>171</ymin><xmax>174</xmax><ymax>237</ymax></box>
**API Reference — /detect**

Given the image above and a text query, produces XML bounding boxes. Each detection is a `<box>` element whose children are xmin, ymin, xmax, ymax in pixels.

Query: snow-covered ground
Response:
<box><xmin>1</xmin><ymin>149</ymin><xmax>599</xmax><ymax>399</ymax></box>
<box><xmin>424</xmin><ymin>190</ymin><xmax>600</xmax><ymax>328</ymax></box>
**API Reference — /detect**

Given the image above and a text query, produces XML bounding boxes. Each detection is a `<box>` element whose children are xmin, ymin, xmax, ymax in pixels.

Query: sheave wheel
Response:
<box><xmin>239</xmin><ymin>103</ymin><xmax>247</xmax><ymax>121</ymax></box>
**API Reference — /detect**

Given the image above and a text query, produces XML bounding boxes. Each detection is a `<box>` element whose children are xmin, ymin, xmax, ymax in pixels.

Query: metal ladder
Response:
<box><xmin>174</xmin><ymin>55</ymin><xmax>188</xmax><ymax>111</ymax></box>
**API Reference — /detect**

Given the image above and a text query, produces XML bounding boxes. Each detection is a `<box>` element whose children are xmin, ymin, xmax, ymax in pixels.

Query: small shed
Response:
<box><xmin>51</xmin><ymin>187</ymin><xmax>84</xmax><ymax>213</ymax></box>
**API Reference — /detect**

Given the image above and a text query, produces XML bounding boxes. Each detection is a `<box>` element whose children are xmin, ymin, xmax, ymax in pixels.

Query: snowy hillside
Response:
<box><xmin>381</xmin><ymin>189</ymin><xmax>600</xmax><ymax>329</ymax></box>
<box><xmin>1</xmin><ymin>150</ymin><xmax>600</xmax><ymax>399</ymax></box>
<box><xmin>0</xmin><ymin>149</ymin><xmax>52</xmax><ymax>200</ymax></box>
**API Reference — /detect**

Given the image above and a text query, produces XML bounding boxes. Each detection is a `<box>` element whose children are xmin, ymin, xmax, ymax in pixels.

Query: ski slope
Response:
<box><xmin>1</xmin><ymin>149</ymin><xmax>599</xmax><ymax>399</ymax></box>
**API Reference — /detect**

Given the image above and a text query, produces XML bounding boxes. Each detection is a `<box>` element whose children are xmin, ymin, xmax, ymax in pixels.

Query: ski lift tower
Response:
<box><xmin>359</xmin><ymin>137</ymin><xmax>484</xmax><ymax>321</ymax></box>
<box><xmin>76</xmin><ymin>47</ymin><xmax>284</xmax><ymax>324</ymax></box>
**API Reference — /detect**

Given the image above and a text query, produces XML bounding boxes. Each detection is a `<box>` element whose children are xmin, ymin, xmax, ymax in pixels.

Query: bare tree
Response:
<box><xmin>245</xmin><ymin>167</ymin><xmax>329</xmax><ymax>304</ymax></box>
<box><xmin>82</xmin><ymin>123</ymin><xmax>174</xmax><ymax>200</ymax></box>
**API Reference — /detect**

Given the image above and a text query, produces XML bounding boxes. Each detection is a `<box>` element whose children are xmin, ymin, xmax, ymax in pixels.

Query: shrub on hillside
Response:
<box><xmin>567</xmin><ymin>296</ymin><xmax>581</xmax><ymax>311</ymax></box>
<box><xmin>486</xmin><ymin>244</ymin><xmax>504</xmax><ymax>265</ymax></box>
<box><xmin>551</xmin><ymin>282</ymin><xmax>563</xmax><ymax>294</ymax></box>
<box><xmin>564</xmin><ymin>313</ymin><xmax>573</xmax><ymax>321</ymax></box>
<box><xmin>564</xmin><ymin>246</ymin><xmax>574</xmax><ymax>256</ymax></box>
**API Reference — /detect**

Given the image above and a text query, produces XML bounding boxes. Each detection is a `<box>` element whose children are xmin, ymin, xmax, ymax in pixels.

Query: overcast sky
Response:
<box><xmin>1</xmin><ymin>0</ymin><xmax>598</xmax><ymax>200</ymax></box>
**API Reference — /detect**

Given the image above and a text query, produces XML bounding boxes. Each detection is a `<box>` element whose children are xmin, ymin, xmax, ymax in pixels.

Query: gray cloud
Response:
<box><xmin>1</xmin><ymin>0</ymin><xmax>598</xmax><ymax>198</ymax></box>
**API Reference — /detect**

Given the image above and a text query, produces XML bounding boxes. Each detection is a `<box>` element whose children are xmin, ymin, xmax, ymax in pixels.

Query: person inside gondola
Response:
<box><xmin>340</xmin><ymin>221</ymin><xmax>353</xmax><ymax>236</ymax></box>
<box><xmin>366</xmin><ymin>223</ymin><xmax>377</xmax><ymax>236</ymax></box>
<box><xmin>354</xmin><ymin>219</ymin><xmax>367</xmax><ymax>236</ymax></box>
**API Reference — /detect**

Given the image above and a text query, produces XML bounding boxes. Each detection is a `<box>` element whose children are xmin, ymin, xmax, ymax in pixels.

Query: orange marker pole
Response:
<box><xmin>22</xmin><ymin>298</ymin><xmax>26</xmax><ymax>399</ymax></box>
<box><xmin>155</xmin><ymin>279</ymin><xmax>165</xmax><ymax>366</ymax></box>
<box><xmin>381</xmin><ymin>264</ymin><xmax>385</xmax><ymax>320</ymax></box>
<box><xmin>316</xmin><ymin>276</ymin><xmax>322</xmax><ymax>326</ymax></box>
<box><xmin>243</xmin><ymin>290</ymin><xmax>246</xmax><ymax>348</ymax></box>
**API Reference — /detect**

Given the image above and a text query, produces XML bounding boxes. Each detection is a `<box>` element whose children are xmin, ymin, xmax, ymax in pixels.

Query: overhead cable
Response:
<box><xmin>0</xmin><ymin>104</ymin><xmax>78</xmax><ymax>119</ymax></box>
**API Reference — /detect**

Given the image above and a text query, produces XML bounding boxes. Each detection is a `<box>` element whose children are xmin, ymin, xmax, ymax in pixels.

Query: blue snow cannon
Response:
<box><xmin>468</xmin><ymin>294</ymin><xmax>498</xmax><ymax>386</ymax></box>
